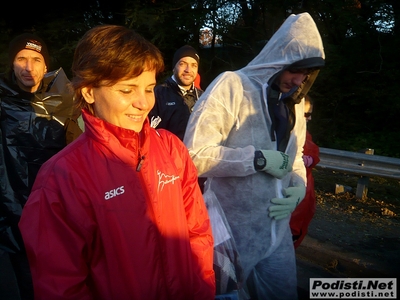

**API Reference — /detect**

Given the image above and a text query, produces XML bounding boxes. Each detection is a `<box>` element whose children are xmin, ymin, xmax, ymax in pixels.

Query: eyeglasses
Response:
<box><xmin>304</xmin><ymin>112</ymin><xmax>312</xmax><ymax>118</ymax></box>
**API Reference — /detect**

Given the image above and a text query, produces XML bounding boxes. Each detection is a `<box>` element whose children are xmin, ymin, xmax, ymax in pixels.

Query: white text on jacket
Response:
<box><xmin>104</xmin><ymin>186</ymin><xmax>125</xmax><ymax>200</ymax></box>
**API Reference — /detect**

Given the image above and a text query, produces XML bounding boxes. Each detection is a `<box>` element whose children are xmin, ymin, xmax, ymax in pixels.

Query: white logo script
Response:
<box><xmin>25</xmin><ymin>41</ymin><xmax>42</xmax><ymax>52</ymax></box>
<box><xmin>157</xmin><ymin>170</ymin><xmax>180</xmax><ymax>192</ymax></box>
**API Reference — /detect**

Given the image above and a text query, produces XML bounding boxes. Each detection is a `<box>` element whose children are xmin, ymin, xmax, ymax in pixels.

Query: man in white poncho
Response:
<box><xmin>183</xmin><ymin>13</ymin><xmax>325</xmax><ymax>299</ymax></box>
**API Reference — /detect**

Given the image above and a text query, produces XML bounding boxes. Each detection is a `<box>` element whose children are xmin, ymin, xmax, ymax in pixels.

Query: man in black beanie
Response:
<box><xmin>0</xmin><ymin>33</ymin><xmax>81</xmax><ymax>300</ymax></box>
<box><xmin>149</xmin><ymin>45</ymin><xmax>206</xmax><ymax>192</ymax></box>
<box><xmin>149</xmin><ymin>45</ymin><xmax>202</xmax><ymax>141</ymax></box>
<box><xmin>7</xmin><ymin>33</ymin><xmax>50</xmax><ymax>93</ymax></box>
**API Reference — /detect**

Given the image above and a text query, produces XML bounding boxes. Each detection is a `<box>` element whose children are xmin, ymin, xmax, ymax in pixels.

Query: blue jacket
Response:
<box><xmin>149</xmin><ymin>77</ymin><xmax>203</xmax><ymax>140</ymax></box>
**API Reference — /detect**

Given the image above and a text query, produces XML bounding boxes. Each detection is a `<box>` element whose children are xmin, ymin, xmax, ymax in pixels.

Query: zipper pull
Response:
<box><xmin>136</xmin><ymin>155</ymin><xmax>145</xmax><ymax>172</ymax></box>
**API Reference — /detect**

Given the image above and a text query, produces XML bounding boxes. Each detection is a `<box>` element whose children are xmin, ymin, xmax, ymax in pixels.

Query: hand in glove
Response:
<box><xmin>269</xmin><ymin>185</ymin><xmax>306</xmax><ymax>220</ymax></box>
<box><xmin>302</xmin><ymin>155</ymin><xmax>314</xmax><ymax>168</ymax></box>
<box><xmin>260</xmin><ymin>150</ymin><xmax>292</xmax><ymax>179</ymax></box>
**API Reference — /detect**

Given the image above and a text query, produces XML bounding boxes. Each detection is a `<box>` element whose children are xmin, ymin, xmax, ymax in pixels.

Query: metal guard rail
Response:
<box><xmin>316</xmin><ymin>147</ymin><xmax>400</xmax><ymax>180</ymax></box>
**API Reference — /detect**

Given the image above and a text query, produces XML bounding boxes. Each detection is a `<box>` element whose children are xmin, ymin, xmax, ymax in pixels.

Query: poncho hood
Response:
<box><xmin>242</xmin><ymin>12</ymin><xmax>325</xmax><ymax>78</ymax></box>
<box><xmin>240</xmin><ymin>12</ymin><xmax>325</xmax><ymax>103</ymax></box>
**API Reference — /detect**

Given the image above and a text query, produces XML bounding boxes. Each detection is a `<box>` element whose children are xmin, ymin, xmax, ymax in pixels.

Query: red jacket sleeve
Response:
<box><xmin>163</xmin><ymin>131</ymin><xmax>216</xmax><ymax>299</ymax></box>
<box><xmin>303</xmin><ymin>131</ymin><xmax>320</xmax><ymax>170</ymax></box>
<box><xmin>19</xmin><ymin>172</ymin><xmax>94</xmax><ymax>300</ymax></box>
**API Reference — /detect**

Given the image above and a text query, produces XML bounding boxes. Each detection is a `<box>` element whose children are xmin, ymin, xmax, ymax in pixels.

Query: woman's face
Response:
<box><xmin>81</xmin><ymin>70</ymin><xmax>156</xmax><ymax>132</ymax></box>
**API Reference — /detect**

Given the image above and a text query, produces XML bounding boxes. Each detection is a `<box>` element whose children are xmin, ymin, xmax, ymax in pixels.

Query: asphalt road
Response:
<box><xmin>296</xmin><ymin>235</ymin><xmax>399</xmax><ymax>300</ymax></box>
<box><xmin>296</xmin><ymin>251</ymin><xmax>341</xmax><ymax>300</ymax></box>
<box><xmin>0</xmin><ymin>248</ymin><xmax>342</xmax><ymax>300</ymax></box>
<box><xmin>2</xmin><ymin>238</ymin><xmax>398</xmax><ymax>300</ymax></box>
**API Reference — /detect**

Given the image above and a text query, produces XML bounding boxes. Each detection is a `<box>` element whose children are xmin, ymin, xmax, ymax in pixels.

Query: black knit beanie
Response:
<box><xmin>8</xmin><ymin>33</ymin><xmax>50</xmax><ymax>67</ymax></box>
<box><xmin>172</xmin><ymin>45</ymin><xmax>199</xmax><ymax>67</ymax></box>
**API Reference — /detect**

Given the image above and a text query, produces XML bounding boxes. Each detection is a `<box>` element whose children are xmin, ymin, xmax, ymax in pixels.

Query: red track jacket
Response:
<box><xmin>290</xmin><ymin>130</ymin><xmax>320</xmax><ymax>248</ymax></box>
<box><xmin>19</xmin><ymin>110</ymin><xmax>215</xmax><ymax>300</ymax></box>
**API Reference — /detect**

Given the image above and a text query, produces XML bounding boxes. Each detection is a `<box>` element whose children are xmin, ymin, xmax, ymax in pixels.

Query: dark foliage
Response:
<box><xmin>1</xmin><ymin>0</ymin><xmax>398</xmax><ymax>157</ymax></box>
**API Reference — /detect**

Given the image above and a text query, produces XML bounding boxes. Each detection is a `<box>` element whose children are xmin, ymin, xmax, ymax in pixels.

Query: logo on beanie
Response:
<box><xmin>25</xmin><ymin>40</ymin><xmax>42</xmax><ymax>53</ymax></box>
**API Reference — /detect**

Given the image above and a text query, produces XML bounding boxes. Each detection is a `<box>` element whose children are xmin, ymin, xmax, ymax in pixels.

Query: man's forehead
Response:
<box><xmin>178</xmin><ymin>56</ymin><xmax>198</xmax><ymax>64</ymax></box>
<box><xmin>15</xmin><ymin>49</ymin><xmax>45</xmax><ymax>60</ymax></box>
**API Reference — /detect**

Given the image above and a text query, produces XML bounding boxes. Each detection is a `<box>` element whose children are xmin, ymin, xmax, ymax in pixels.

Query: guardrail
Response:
<box><xmin>315</xmin><ymin>147</ymin><xmax>400</xmax><ymax>198</ymax></box>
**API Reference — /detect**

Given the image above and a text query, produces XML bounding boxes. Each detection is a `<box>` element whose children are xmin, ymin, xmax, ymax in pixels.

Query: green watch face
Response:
<box><xmin>257</xmin><ymin>157</ymin><xmax>266</xmax><ymax>167</ymax></box>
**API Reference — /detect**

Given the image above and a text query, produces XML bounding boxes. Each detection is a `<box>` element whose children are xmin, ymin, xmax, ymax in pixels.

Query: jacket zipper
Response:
<box><xmin>136</xmin><ymin>155</ymin><xmax>145</xmax><ymax>172</ymax></box>
<box><xmin>136</xmin><ymin>131</ymin><xmax>145</xmax><ymax>172</ymax></box>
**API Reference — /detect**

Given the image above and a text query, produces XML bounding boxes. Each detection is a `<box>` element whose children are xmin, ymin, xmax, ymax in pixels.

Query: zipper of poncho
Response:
<box><xmin>136</xmin><ymin>132</ymin><xmax>145</xmax><ymax>172</ymax></box>
<box><xmin>270</xmin><ymin>161</ymin><xmax>285</xmax><ymax>249</ymax></box>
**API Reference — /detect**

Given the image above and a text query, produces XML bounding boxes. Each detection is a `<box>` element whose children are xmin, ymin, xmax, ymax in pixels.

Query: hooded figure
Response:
<box><xmin>184</xmin><ymin>13</ymin><xmax>325</xmax><ymax>299</ymax></box>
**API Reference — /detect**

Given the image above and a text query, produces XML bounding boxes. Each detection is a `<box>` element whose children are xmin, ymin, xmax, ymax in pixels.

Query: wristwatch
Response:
<box><xmin>254</xmin><ymin>150</ymin><xmax>267</xmax><ymax>171</ymax></box>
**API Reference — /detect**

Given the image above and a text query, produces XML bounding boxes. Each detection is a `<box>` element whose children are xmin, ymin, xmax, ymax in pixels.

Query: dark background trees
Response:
<box><xmin>1</xmin><ymin>0</ymin><xmax>398</xmax><ymax>157</ymax></box>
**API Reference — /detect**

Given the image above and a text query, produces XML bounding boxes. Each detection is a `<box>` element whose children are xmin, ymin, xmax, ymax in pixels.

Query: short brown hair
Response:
<box><xmin>71</xmin><ymin>25</ymin><xmax>164</xmax><ymax>114</ymax></box>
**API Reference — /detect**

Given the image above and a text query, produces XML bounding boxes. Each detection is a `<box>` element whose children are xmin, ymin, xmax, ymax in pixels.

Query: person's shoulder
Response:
<box><xmin>154</xmin><ymin>83</ymin><xmax>168</xmax><ymax>93</ymax></box>
<box><xmin>152</xmin><ymin>128</ymin><xmax>185</xmax><ymax>146</ymax></box>
<box><xmin>42</xmin><ymin>134</ymin><xmax>88</xmax><ymax>170</ymax></box>
<box><xmin>30</xmin><ymin>135</ymin><xmax>90</xmax><ymax>193</ymax></box>
<box><xmin>212</xmin><ymin>71</ymin><xmax>241</xmax><ymax>84</ymax></box>
<box><xmin>0</xmin><ymin>73</ymin><xmax>18</xmax><ymax>97</ymax></box>
<box><xmin>205</xmin><ymin>71</ymin><xmax>243</xmax><ymax>93</ymax></box>
<box><xmin>154</xmin><ymin>79</ymin><xmax>180</xmax><ymax>102</ymax></box>
<box><xmin>155</xmin><ymin>78</ymin><xmax>176</xmax><ymax>90</ymax></box>
<box><xmin>0</xmin><ymin>74</ymin><xmax>9</xmax><ymax>94</ymax></box>
<box><xmin>153</xmin><ymin>127</ymin><xmax>179</xmax><ymax>140</ymax></box>
<box><xmin>151</xmin><ymin>128</ymin><xmax>190</xmax><ymax>161</ymax></box>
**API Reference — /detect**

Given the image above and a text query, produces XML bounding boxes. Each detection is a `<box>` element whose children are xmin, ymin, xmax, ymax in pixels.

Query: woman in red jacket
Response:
<box><xmin>290</xmin><ymin>95</ymin><xmax>320</xmax><ymax>248</ymax></box>
<box><xmin>19</xmin><ymin>25</ymin><xmax>215</xmax><ymax>300</ymax></box>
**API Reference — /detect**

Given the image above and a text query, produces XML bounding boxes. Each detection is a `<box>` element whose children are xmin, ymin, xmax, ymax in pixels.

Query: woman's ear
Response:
<box><xmin>81</xmin><ymin>87</ymin><xmax>95</xmax><ymax>104</ymax></box>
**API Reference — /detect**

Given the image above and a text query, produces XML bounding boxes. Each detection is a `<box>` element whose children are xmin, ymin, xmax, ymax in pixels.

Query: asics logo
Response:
<box><xmin>104</xmin><ymin>186</ymin><xmax>125</xmax><ymax>200</ymax></box>
<box><xmin>157</xmin><ymin>170</ymin><xmax>180</xmax><ymax>192</ymax></box>
<box><xmin>166</xmin><ymin>102</ymin><xmax>176</xmax><ymax>106</ymax></box>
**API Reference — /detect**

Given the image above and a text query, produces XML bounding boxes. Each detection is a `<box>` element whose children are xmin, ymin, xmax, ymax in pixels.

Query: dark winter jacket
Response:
<box><xmin>0</xmin><ymin>68</ymin><xmax>81</xmax><ymax>253</ymax></box>
<box><xmin>149</xmin><ymin>77</ymin><xmax>203</xmax><ymax>140</ymax></box>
